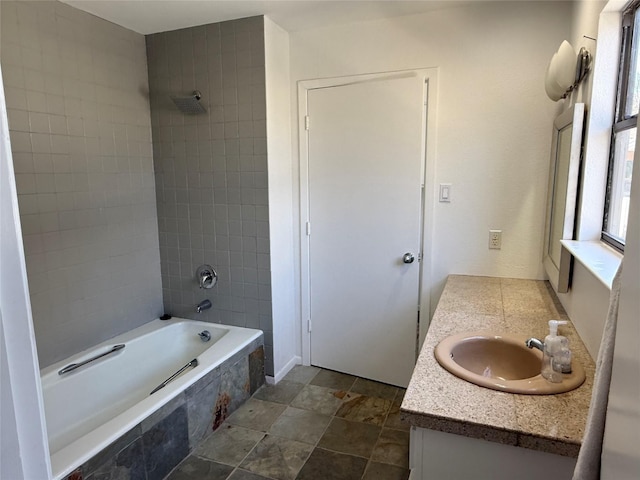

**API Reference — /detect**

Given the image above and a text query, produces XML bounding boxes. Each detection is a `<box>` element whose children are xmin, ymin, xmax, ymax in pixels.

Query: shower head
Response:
<box><xmin>170</xmin><ymin>90</ymin><xmax>206</xmax><ymax>114</ymax></box>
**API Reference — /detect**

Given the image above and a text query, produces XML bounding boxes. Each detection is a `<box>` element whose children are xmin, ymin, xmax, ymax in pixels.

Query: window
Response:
<box><xmin>604</xmin><ymin>2</ymin><xmax>639</xmax><ymax>251</ymax></box>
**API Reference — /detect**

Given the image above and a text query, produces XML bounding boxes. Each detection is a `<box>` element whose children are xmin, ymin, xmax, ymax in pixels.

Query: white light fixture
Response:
<box><xmin>544</xmin><ymin>40</ymin><xmax>592</xmax><ymax>101</ymax></box>
<box><xmin>545</xmin><ymin>53</ymin><xmax>566</xmax><ymax>101</ymax></box>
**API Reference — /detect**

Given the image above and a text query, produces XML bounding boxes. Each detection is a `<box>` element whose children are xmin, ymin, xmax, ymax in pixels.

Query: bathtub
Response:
<box><xmin>40</xmin><ymin>318</ymin><xmax>263</xmax><ymax>480</ymax></box>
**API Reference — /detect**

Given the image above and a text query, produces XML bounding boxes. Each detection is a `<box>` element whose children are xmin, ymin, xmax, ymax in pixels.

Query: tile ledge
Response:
<box><xmin>560</xmin><ymin>240</ymin><xmax>622</xmax><ymax>290</ymax></box>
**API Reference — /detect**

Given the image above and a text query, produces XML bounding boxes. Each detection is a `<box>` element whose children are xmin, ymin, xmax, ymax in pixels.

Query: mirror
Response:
<box><xmin>543</xmin><ymin>103</ymin><xmax>585</xmax><ymax>293</ymax></box>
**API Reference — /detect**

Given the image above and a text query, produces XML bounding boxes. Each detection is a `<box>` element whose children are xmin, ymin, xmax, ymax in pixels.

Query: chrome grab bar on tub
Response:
<box><xmin>150</xmin><ymin>358</ymin><xmax>199</xmax><ymax>395</ymax></box>
<box><xmin>58</xmin><ymin>344</ymin><xmax>125</xmax><ymax>375</ymax></box>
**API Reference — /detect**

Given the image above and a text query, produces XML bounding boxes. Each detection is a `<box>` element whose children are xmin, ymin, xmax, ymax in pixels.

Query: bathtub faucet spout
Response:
<box><xmin>196</xmin><ymin>299</ymin><xmax>212</xmax><ymax>313</ymax></box>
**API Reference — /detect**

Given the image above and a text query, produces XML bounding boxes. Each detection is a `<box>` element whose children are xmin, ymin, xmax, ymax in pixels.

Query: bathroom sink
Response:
<box><xmin>434</xmin><ymin>331</ymin><xmax>586</xmax><ymax>394</ymax></box>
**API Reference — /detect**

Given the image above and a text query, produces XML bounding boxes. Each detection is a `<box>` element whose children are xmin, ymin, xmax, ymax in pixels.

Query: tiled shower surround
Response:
<box><xmin>146</xmin><ymin>17</ymin><xmax>274</xmax><ymax>376</ymax></box>
<box><xmin>63</xmin><ymin>339</ymin><xmax>265</xmax><ymax>480</ymax></box>
<box><xmin>1</xmin><ymin>1</ymin><xmax>275</xmax><ymax>375</ymax></box>
<box><xmin>0</xmin><ymin>0</ymin><xmax>163</xmax><ymax>366</ymax></box>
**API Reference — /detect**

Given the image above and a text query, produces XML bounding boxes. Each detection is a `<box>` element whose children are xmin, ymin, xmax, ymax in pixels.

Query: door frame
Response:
<box><xmin>297</xmin><ymin>68</ymin><xmax>439</xmax><ymax>367</ymax></box>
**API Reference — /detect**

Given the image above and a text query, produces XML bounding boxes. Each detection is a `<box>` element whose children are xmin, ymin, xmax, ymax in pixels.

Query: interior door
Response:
<box><xmin>307</xmin><ymin>74</ymin><xmax>425</xmax><ymax>387</ymax></box>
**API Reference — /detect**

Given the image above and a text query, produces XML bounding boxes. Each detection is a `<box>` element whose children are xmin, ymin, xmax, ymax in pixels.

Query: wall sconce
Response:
<box><xmin>545</xmin><ymin>40</ymin><xmax>592</xmax><ymax>101</ymax></box>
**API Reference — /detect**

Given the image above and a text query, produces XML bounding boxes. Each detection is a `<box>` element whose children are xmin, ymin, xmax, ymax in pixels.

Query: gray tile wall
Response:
<box><xmin>1</xmin><ymin>1</ymin><xmax>163</xmax><ymax>367</ymax></box>
<box><xmin>146</xmin><ymin>17</ymin><xmax>273</xmax><ymax>375</ymax></box>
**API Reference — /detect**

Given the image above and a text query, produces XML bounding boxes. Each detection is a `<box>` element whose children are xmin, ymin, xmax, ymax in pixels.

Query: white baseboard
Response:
<box><xmin>265</xmin><ymin>355</ymin><xmax>301</xmax><ymax>385</ymax></box>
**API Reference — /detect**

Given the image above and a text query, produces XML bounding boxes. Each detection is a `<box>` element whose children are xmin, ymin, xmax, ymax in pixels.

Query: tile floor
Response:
<box><xmin>166</xmin><ymin>366</ymin><xmax>410</xmax><ymax>480</ymax></box>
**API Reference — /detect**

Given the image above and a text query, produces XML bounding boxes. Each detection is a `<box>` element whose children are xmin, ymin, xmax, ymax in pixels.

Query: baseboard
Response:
<box><xmin>265</xmin><ymin>355</ymin><xmax>301</xmax><ymax>384</ymax></box>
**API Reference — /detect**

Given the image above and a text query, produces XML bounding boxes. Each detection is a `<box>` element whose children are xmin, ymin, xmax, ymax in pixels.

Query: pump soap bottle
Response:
<box><xmin>541</xmin><ymin>320</ymin><xmax>569</xmax><ymax>383</ymax></box>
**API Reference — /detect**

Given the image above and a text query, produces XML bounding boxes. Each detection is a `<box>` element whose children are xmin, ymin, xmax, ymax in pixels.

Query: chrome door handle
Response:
<box><xmin>402</xmin><ymin>253</ymin><xmax>415</xmax><ymax>264</ymax></box>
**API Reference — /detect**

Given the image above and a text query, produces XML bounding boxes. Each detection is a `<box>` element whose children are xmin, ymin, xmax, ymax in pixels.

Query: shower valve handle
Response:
<box><xmin>196</xmin><ymin>264</ymin><xmax>217</xmax><ymax>289</ymax></box>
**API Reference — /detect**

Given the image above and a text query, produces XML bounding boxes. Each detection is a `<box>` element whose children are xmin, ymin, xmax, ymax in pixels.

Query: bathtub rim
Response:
<box><xmin>41</xmin><ymin>318</ymin><xmax>262</xmax><ymax>480</ymax></box>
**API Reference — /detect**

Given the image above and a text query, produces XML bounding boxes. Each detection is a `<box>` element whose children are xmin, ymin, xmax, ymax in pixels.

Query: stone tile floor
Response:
<box><xmin>165</xmin><ymin>366</ymin><xmax>410</xmax><ymax>480</ymax></box>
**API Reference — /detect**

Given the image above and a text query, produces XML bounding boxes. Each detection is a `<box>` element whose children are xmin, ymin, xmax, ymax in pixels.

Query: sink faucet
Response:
<box><xmin>525</xmin><ymin>338</ymin><xmax>544</xmax><ymax>351</ymax></box>
<box><xmin>195</xmin><ymin>299</ymin><xmax>212</xmax><ymax>313</ymax></box>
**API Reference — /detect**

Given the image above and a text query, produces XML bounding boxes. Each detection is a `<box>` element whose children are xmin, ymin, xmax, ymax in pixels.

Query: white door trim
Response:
<box><xmin>297</xmin><ymin>68</ymin><xmax>439</xmax><ymax>367</ymax></box>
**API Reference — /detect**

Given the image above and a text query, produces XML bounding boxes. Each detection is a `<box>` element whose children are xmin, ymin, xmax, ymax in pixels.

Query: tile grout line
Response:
<box><xmin>305</xmin><ymin>373</ymin><xmax>406</xmax><ymax>479</ymax></box>
<box><xmin>311</xmin><ymin>370</ymin><xmax>407</xmax><ymax>477</ymax></box>
<box><xmin>303</xmin><ymin>374</ymin><xmax>378</xmax><ymax>479</ymax></box>
<box><xmin>360</xmin><ymin>385</ymin><xmax>401</xmax><ymax>479</ymax></box>
<box><xmin>225</xmin><ymin>395</ymin><xmax>290</xmax><ymax>480</ymax></box>
<box><xmin>225</xmin><ymin>366</ymin><xmax>326</xmax><ymax>479</ymax></box>
<box><xmin>223</xmin><ymin>425</ymin><xmax>272</xmax><ymax>480</ymax></box>
<box><xmin>174</xmin><ymin>367</ymin><xmax>408</xmax><ymax>480</ymax></box>
<box><xmin>278</xmin><ymin>368</ymin><xmax>360</xmax><ymax>479</ymax></box>
<box><xmin>293</xmin><ymin>367</ymin><xmax>345</xmax><ymax>478</ymax></box>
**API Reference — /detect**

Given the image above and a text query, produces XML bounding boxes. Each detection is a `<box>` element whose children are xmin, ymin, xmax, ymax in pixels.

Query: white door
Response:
<box><xmin>306</xmin><ymin>74</ymin><xmax>426</xmax><ymax>387</ymax></box>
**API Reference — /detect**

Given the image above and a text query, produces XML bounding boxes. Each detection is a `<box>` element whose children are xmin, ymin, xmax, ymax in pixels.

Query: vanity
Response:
<box><xmin>401</xmin><ymin>275</ymin><xmax>595</xmax><ymax>480</ymax></box>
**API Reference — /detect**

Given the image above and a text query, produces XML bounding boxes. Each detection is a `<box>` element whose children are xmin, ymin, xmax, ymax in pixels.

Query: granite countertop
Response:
<box><xmin>401</xmin><ymin>275</ymin><xmax>595</xmax><ymax>457</ymax></box>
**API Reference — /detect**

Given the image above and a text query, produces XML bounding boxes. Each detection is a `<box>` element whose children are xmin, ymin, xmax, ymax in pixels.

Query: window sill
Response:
<box><xmin>560</xmin><ymin>240</ymin><xmax>623</xmax><ymax>290</ymax></box>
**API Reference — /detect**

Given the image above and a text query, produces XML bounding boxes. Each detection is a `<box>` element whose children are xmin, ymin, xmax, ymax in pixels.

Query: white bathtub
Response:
<box><xmin>40</xmin><ymin>318</ymin><xmax>262</xmax><ymax>480</ymax></box>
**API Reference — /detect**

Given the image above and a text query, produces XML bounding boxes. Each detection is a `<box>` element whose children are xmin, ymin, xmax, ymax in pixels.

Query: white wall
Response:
<box><xmin>596</xmin><ymin>3</ymin><xmax>640</xmax><ymax>475</ymax></box>
<box><xmin>601</xmin><ymin>113</ymin><xmax>640</xmax><ymax>478</ymax></box>
<box><xmin>556</xmin><ymin>1</ymin><xmax>615</xmax><ymax>360</ymax></box>
<box><xmin>556</xmin><ymin>2</ymin><xmax>640</xmax><ymax>473</ymax></box>
<box><xmin>1</xmin><ymin>319</ymin><xmax>22</xmax><ymax>480</ymax></box>
<box><xmin>574</xmin><ymin>1</ymin><xmax>621</xmax><ymax>242</ymax></box>
<box><xmin>569</xmin><ymin>1</ymin><xmax>608</xmax><ymax>107</ymax></box>
<box><xmin>0</xmin><ymin>65</ymin><xmax>51</xmax><ymax>480</ymax></box>
<box><xmin>288</xmin><ymin>1</ymin><xmax>573</xmax><ymax>341</ymax></box>
<box><xmin>264</xmin><ymin>17</ymin><xmax>298</xmax><ymax>381</ymax></box>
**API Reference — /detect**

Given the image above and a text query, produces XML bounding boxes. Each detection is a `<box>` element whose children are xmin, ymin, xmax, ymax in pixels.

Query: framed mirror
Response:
<box><xmin>543</xmin><ymin>103</ymin><xmax>585</xmax><ymax>293</ymax></box>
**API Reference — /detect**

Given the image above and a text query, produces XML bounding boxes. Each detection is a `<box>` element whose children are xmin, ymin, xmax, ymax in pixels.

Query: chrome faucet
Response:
<box><xmin>195</xmin><ymin>299</ymin><xmax>212</xmax><ymax>313</ymax></box>
<box><xmin>525</xmin><ymin>338</ymin><xmax>545</xmax><ymax>351</ymax></box>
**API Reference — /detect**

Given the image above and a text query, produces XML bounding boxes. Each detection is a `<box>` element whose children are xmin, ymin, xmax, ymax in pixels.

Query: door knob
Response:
<box><xmin>402</xmin><ymin>253</ymin><xmax>415</xmax><ymax>264</ymax></box>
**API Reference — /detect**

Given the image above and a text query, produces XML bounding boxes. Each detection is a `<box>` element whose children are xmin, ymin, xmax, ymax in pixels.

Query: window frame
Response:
<box><xmin>602</xmin><ymin>1</ymin><xmax>639</xmax><ymax>252</ymax></box>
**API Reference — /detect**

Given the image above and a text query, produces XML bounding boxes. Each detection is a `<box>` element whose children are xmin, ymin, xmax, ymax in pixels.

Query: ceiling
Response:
<box><xmin>59</xmin><ymin>0</ymin><xmax>473</xmax><ymax>35</ymax></box>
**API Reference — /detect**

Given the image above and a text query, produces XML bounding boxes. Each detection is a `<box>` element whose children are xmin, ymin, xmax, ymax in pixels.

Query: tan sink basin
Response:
<box><xmin>434</xmin><ymin>331</ymin><xmax>586</xmax><ymax>394</ymax></box>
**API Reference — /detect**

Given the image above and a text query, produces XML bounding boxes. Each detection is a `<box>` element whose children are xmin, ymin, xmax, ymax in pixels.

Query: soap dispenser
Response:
<box><xmin>541</xmin><ymin>320</ymin><xmax>568</xmax><ymax>383</ymax></box>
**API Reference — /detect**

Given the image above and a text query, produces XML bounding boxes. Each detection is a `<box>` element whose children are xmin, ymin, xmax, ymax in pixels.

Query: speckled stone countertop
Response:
<box><xmin>401</xmin><ymin>275</ymin><xmax>595</xmax><ymax>457</ymax></box>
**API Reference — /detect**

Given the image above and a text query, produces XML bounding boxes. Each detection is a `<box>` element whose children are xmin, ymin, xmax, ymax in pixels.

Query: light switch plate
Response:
<box><xmin>439</xmin><ymin>183</ymin><xmax>452</xmax><ymax>202</ymax></box>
